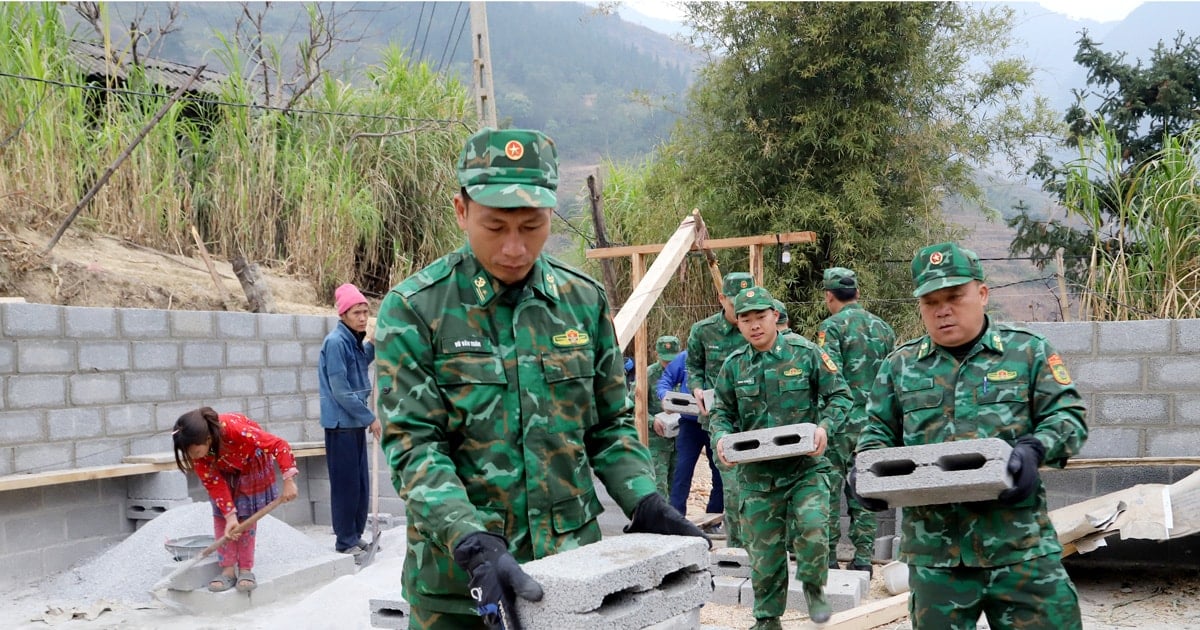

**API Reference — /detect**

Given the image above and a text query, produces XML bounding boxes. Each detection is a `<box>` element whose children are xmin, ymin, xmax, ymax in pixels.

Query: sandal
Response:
<box><xmin>235</xmin><ymin>570</ymin><xmax>257</xmax><ymax>593</ymax></box>
<box><xmin>208</xmin><ymin>573</ymin><xmax>237</xmax><ymax>593</ymax></box>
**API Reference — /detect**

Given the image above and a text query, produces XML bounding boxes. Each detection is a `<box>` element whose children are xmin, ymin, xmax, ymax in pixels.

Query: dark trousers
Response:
<box><xmin>325</xmin><ymin>427</ymin><xmax>369</xmax><ymax>552</ymax></box>
<box><xmin>669</xmin><ymin>418</ymin><xmax>724</xmax><ymax>515</ymax></box>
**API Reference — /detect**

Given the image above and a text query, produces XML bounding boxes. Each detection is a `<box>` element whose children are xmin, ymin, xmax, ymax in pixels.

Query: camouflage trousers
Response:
<box><xmin>719</xmin><ymin>460</ymin><xmax>744</xmax><ymax>547</ymax></box>
<box><xmin>908</xmin><ymin>553</ymin><xmax>1081</xmax><ymax>630</ymax></box>
<box><xmin>825</xmin><ymin>430</ymin><xmax>876</xmax><ymax>565</ymax></box>
<box><xmin>741</xmin><ymin>470</ymin><xmax>831</xmax><ymax>619</ymax></box>
<box><xmin>649</xmin><ymin>431</ymin><xmax>678</xmax><ymax>499</ymax></box>
<box><xmin>408</xmin><ymin>605</ymin><xmax>485</xmax><ymax>630</ymax></box>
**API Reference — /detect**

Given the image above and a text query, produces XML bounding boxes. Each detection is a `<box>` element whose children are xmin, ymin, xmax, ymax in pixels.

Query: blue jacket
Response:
<box><xmin>656</xmin><ymin>351</ymin><xmax>699</xmax><ymax>422</ymax></box>
<box><xmin>318</xmin><ymin>321</ymin><xmax>376</xmax><ymax>429</ymax></box>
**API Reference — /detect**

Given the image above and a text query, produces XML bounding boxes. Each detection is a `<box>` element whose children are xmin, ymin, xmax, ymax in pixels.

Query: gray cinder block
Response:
<box><xmin>723</xmin><ymin>423</ymin><xmax>817</xmax><ymax>464</ymax></box>
<box><xmin>128</xmin><ymin>471</ymin><xmax>190</xmax><ymax>501</ymax></box>
<box><xmin>514</xmin><ymin>533</ymin><xmax>712</xmax><ymax>630</ymax></box>
<box><xmin>710</xmin><ymin>547</ymin><xmax>750</xmax><ymax>578</ymax></box>
<box><xmin>873</xmin><ymin>535</ymin><xmax>894</xmax><ymax>562</ymax></box>
<box><xmin>711</xmin><ymin>575</ymin><xmax>745</xmax><ymax>605</ymax></box>
<box><xmin>160</xmin><ymin>556</ymin><xmax>221</xmax><ymax>591</ymax></box>
<box><xmin>369</xmin><ymin>597</ymin><xmax>410</xmax><ymax>629</ymax></box>
<box><xmin>654</xmin><ymin>412</ymin><xmax>681</xmax><ymax>438</ymax></box>
<box><xmin>855</xmin><ymin>438</ymin><xmax>1013</xmax><ymax>508</ymax></box>
<box><xmin>740</xmin><ymin>572</ymin><xmax>862</xmax><ymax>613</ymax></box>
<box><xmin>828</xmin><ymin>568</ymin><xmax>869</xmax><ymax>599</ymax></box>
<box><xmin>661</xmin><ymin>392</ymin><xmax>699</xmax><ymax>416</ymax></box>
<box><xmin>126</xmin><ymin>498</ymin><xmax>193</xmax><ymax>520</ymax></box>
<box><xmin>642</xmin><ymin>607</ymin><xmax>701</xmax><ymax>629</ymax></box>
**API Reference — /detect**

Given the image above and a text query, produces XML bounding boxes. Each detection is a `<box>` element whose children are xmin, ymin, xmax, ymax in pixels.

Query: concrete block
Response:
<box><xmin>300</xmin><ymin>369</ymin><xmax>320</xmax><ymax>393</ymax></box>
<box><xmin>262</xmin><ymin>368</ymin><xmax>299</xmax><ymax>395</ymax></box>
<box><xmin>77</xmin><ymin>341</ymin><xmax>131</xmax><ymax>371</ymax></box>
<box><xmin>296</xmin><ymin>315</ymin><xmax>330</xmax><ymax>339</ymax></box>
<box><xmin>269</xmin><ymin>396</ymin><xmax>305</xmax><ymax>422</ymax></box>
<box><xmin>2</xmin><ymin>303</ymin><xmax>63</xmax><ymax>337</ymax></box>
<box><xmin>268</xmin><ymin>341</ymin><xmax>305</xmax><ymax>367</ymax></box>
<box><xmin>0</xmin><ymin>446</ymin><xmax>13</xmax><ymax>476</ymax></box>
<box><xmin>710</xmin><ymin>547</ymin><xmax>751</xmax><ymax>578</ymax></box>
<box><xmin>0</xmin><ymin>409</ymin><xmax>47</xmax><ymax>443</ymax></box>
<box><xmin>1148</xmin><ymin>357</ymin><xmax>1200</xmax><ymax>390</ymax></box>
<box><xmin>662</xmin><ymin>392</ymin><xmax>699</xmax><ymax>415</ymax></box>
<box><xmin>828</xmin><ymin>568</ymin><xmax>870</xmax><ymax>599</ymax></box>
<box><xmin>66</xmin><ymin>502</ymin><xmax>128</xmax><ymax>538</ymax></box>
<box><xmin>711</xmin><ymin>575</ymin><xmax>745</xmax><ymax>605</ymax></box>
<box><xmin>14</xmin><ymin>442</ymin><xmax>74</xmax><ymax>473</ymax></box>
<box><xmin>873</xmin><ymin>535</ymin><xmax>894</xmax><ymax>562</ymax></box>
<box><xmin>129</xmin><ymin>471</ymin><xmax>191</xmax><ymax>500</ymax></box>
<box><xmin>0</xmin><ymin>340</ymin><xmax>14</xmax><ymax>374</ymax></box>
<box><xmin>170</xmin><ymin>310</ymin><xmax>215</xmax><ymax>337</ymax></box>
<box><xmin>654</xmin><ymin>412</ymin><xmax>681</xmax><ymax>438</ymax></box>
<box><xmin>120</xmin><ymin>308</ymin><xmax>170</xmax><ymax>337</ymax></box>
<box><xmin>855</xmin><ymin>438</ymin><xmax>1013</xmax><ymax>507</ymax></box>
<box><xmin>368</xmin><ymin>512</ymin><xmax>403</xmax><ymax>530</ymax></box>
<box><xmin>104</xmin><ymin>404</ymin><xmax>156</xmax><ymax>436</ymax></box>
<box><xmin>1095</xmin><ymin>394</ymin><xmax>1168</xmax><ymax>425</ymax></box>
<box><xmin>369</xmin><ymin>597</ymin><xmax>410</xmax><ymax>629</ymax></box>
<box><xmin>133</xmin><ymin>342</ymin><xmax>180</xmax><ymax>371</ymax></box>
<box><xmin>514</xmin><ymin>534</ymin><xmax>712</xmax><ymax>630</ymax></box>
<box><xmin>1071</xmin><ymin>358</ymin><xmax>1143</xmax><ymax>392</ymax></box>
<box><xmin>182</xmin><ymin>341</ymin><xmax>225</xmax><ymax>368</ymax></box>
<box><xmin>1148</xmin><ymin>429</ymin><xmax>1200</xmax><ymax>458</ymax></box>
<box><xmin>126</xmin><ymin>498</ymin><xmax>194</xmax><ymax>520</ymax></box>
<box><xmin>159</xmin><ymin>556</ymin><xmax>222</xmax><ymax>591</ymax></box>
<box><xmin>723</xmin><ymin>423</ymin><xmax>818</xmax><ymax>464</ymax></box>
<box><xmin>304</xmin><ymin>343</ymin><xmax>323</xmax><ymax>365</ymax></box>
<box><xmin>42</xmin><ymin>535</ymin><xmax>125</xmax><ymax>575</ymax></box>
<box><xmin>46</xmin><ymin>407</ymin><xmax>103</xmax><ymax>440</ymax></box>
<box><xmin>75</xmin><ymin>438</ymin><xmax>129</xmax><ymax>467</ymax></box>
<box><xmin>16</xmin><ymin>340</ymin><xmax>76</xmax><ymax>373</ymax></box>
<box><xmin>70</xmin><ymin>373</ymin><xmax>124</xmax><ymax>405</ymax></box>
<box><xmin>739</xmin><ymin>572</ymin><xmax>862</xmax><ymax>613</ymax></box>
<box><xmin>1077</xmin><ymin>427</ymin><xmax>1142</xmax><ymax>458</ymax></box>
<box><xmin>64</xmin><ymin>306</ymin><xmax>118</xmax><ymax>338</ymax></box>
<box><xmin>1177</xmin><ymin>394</ymin><xmax>1200</xmax><ymax>424</ymax></box>
<box><xmin>1176</xmin><ymin>319</ymin><xmax>1200</xmax><ymax>353</ymax></box>
<box><xmin>226</xmin><ymin>341</ymin><xmax>267</xmax><ymax>367</ymax></box>
<box><xmin>1021</xmin><ymin>321</ymin><xmax>1094</xmax><ymax>354</ymax></box>
<box><xmin>220</xmin><ymin>370</ymin><xmax>261</xmax><ymax>397</ymax></box>
<box><xmin>156</xmin><ymin>401</ymin><xmax>200</xmax><ymax>432</ymax></box>
<box><xmin>6</xmin><ymin>512</ymin><xmax>67</xmax><ymax>549</ymax></box>
<box><xmin>126</xmin><ymin>372</ymin><xmax>173</xmax><ymax>402</ymax></box>
<box><xmin>216</xmin><ymin>311</ymin><xmax>258</xmax><ymax>339</ymax></box>
<box><xmin>643</xmin><ymin>607</ymin><xmax>701</xmax><ymax>629</ymax></box>
<box><xmin>176</xmin><ymin>372</ymin><xmax>219</xmax><ymax>398</ymax></box>
<box><xmin>1099</xmin><ymin>319</ymin><xmax>1171</xmax><ymax>354</ymax></box>
<box><xmin>260</xmin><ymin>313</ymin><xmax>298</xmax><ymax>339</ymax></box>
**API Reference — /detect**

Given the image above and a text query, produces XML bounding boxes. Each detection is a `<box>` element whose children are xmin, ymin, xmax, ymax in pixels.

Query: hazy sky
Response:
<box><xmin>631</xmin><ymin>1</ymin><xmax>1149</xmax><ymax>24</ymax></box>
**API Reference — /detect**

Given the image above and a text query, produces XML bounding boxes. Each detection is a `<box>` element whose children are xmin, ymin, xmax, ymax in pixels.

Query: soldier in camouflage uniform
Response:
<box><xmin>853</xmin><ymin>242</ymin><xmax>1088</xmax><ymax>630</ymax></box>
<box><xmin>648</xmin><ymin>335</ymin><xmax>682</xmax><ymax>498</ymax></box>
<box><xmin>710</xmin><ymin>286</ymin><xmax>854</xmax><ymax>629</ymax></box>
<box><xmin>817</xmin><ymin>267</ymin><xmax>896</xmax><ymax>573</ymax></box>
<box><xmin>375</xmin><ymin>128</ymin><xmax>705</xmax><ymax>630</ymax></box>
<box><xmin>687</xmin><ymin>271</ymin><xmax>754</xmax><ymax>545</ymax></box>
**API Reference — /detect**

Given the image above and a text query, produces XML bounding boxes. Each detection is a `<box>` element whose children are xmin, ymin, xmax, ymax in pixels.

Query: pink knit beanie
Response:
<box><xmin>334</xmin><ymin>283</ymin><xmax>367</xmax><ymax>315</ymax></box>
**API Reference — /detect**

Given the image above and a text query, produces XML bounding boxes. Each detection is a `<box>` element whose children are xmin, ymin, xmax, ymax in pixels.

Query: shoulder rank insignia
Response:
<box><xmin>820</xmin><ymin>352</ymin><xmax>838</xmax><ymax>373</ymax></box>
<box><xmin>817</xmin><ymin>330</ymin><xmax>826</xmax><ymax>347</ymax></box>
<box><xmin>986</xmin><ymin>369</ymin><xmax>1018</xmax><ymax>382</ymax></box>
<box><xmin>1047</xmin><ymin>354</ymin><xmax>1072</xmax><ymax>385</ymax></box>
<box><xmin>472</xmin><ymin>274</ymin><xmax>493</xmax><ymax>304</ymax></box>
<box><xmin>783</xmin><ymin>367</ymin><xmax>803</xmax><ymax>377</ymax></box>
<box><xmin>552</xmin><ymin>329</ymin><xmax>590</xmax><ymax>347</ymax></box>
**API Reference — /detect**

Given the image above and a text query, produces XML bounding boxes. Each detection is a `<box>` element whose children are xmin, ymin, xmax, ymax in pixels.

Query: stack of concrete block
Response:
<box><xmin>369</xmin><ymin>597</ymin><xmax>410</xmax><ymax>629</ymax></box>
<box><xmin>654</xmin><ymin>412</ymin><xmax>681</xmax><ymax>438</ymax></box>
<box><xmin>127</xmin><ymin>471</ymin><xmax>193</xmax><ymax>528</ymax></box>
<box><xmin>661</xmin><ymin>392</ymin><xmax>700</xmax><ymax>416</ymax></box>
<box><xmin>368</xmin><ymin>512</ymin><xmax>402</xmax><ymax>531</ymax></box>
<box><xmin>723</xmin><ymin>423</ymin><xmax>817</xmax><ymax>464</ymax></box>
<box><xmin>514</xmin><ymin>533</ymin><xmax>712</xmax><ymax>629</ymax></box>
<box><xmin>855</xmin><ymin>438</ymin><xmax>1013</xmax><ymax>507</ymax></box>
<box><xmin>710</xmin><ymin>547</ymin><xmax>751</xmax><ymax>606</ymax></box>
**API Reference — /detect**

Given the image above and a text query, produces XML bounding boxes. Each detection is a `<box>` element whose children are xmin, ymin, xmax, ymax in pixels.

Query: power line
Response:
<box><xmin>407</xmin><ymin>2</ymin><xmax>426</xmax><ymax>63</ymax></box>
<box><xmin>437</xmin><ymin>3</ymin><xmax>464</xmax><ymax>74</ymax></box>
<box><xmin>417</xmin><ymin>3</ymin><xmax>437</xmax><ymax>63</ymax></box>
<box><xmin>447</xmin><ymin>4</ymin><xmax>471</xmax><ymax>73</ymax></box>
<box><xmin>554</xmin><ymin>209</ymin><xmax>596</xmax><ymax>247</ymax></box>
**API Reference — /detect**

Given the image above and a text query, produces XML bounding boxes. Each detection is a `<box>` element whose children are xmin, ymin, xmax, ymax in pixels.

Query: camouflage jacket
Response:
<box><xmin>375</xmin><ymin>244</ymin><xmax>656</xmax><ymax>614</ymax></box>
<box><xmin>708</xmin><ymin>333</ymin><xmax>853</xmax><ymax>491</ymax></box>
<box><xmin>858</xmin><ymin>319</ymin><xmax>1088</xmax><ymax>568</ymax></box>
<box><xmin>685</xmin><ymin>311</ymin><xmax>747</xmax><ymax>393</ymax></box>
<box><xmin>817</xmin><ymin>303</ymin><xmax>896</xmax><ymax>422</ymax></box>
<box><xmin>646</xmin><ymin>361</ymin><xmax>665</xmax><ymax>416</ymax></box>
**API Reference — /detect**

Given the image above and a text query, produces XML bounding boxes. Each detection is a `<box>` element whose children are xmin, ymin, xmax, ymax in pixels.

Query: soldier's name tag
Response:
<box><xmin>443</xmin><ymin>336</ymin><xmax>493</xmax><ymax>354</ymax></box>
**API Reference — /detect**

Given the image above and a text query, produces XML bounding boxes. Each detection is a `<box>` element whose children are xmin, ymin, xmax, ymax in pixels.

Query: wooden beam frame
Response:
<box><xmin>586</xmin><ymin>230</ymin><xmax>816</xmax><ymax>259</ymax></box>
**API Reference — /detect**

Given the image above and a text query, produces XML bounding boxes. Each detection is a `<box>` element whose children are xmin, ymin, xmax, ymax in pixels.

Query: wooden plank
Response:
<box><xmin>0</xmin><ymin>462</ymin><xmax>171</xmax><ymax>492</ymax></box>
<box><xmin>613</xmin><ymin>214</ymin><xmax>700</xmax><ymax>350</ymax></box>
<box><xmin>749</xmin><ymin>243</ymin><xmax>764</xmax><ymax>286</ymax></box>
<box><xmin>587</xmin><ymin>230</ymin><xmax>816</xmax><ymax>259</ymax></box>
<box><xmin>123</xmin><ymin>444</ymin><xmax>327</xmax><ymax>465</ymax></box>
<box><xmin>632</xmin><ymin>252</ymin><xmax>649</xmax><ymax>446</ymax></box>
<box><xmin>1065</xmin><ymin>457</ymin><xmax>1200</xmax><ymax>469</ymax></box>
<box><xmin>795</xmin><ymin>593</ymin><xmax>910</xmax><ymax>630</ymax></box>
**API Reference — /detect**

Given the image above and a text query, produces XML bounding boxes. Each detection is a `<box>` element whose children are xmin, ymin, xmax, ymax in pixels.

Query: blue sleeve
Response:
<box><xmin>364</xmin><ymin>340</ymin><xmax>376</xmax><ymax>364</ymax></box>
<box><xmin>657</xmin><ymin>352</ymin><xmax>687</xmax><ymax>401</ymax></box>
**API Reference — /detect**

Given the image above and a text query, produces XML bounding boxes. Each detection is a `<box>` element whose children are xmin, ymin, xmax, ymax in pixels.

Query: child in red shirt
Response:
<box><xmin>172</xmin><ymin>407</ymin><xmax>299</xmax><ymax>592</ymax></box>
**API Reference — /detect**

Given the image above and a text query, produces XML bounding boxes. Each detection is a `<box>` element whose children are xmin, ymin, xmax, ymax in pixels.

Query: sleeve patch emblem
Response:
<box><xmin>1047</xmin><ymin>354</ymin><xmax>1072</xmax><ymax>385</ymax></box>
<box><xmin>817</xmin><ymin>330</ymin><xmax>826</xmax><ymax>347</ymax></box>
<box><xmin>821</xmin><ymin>352</ymin><xmax>838</xmax><ymax>373</ymax></box>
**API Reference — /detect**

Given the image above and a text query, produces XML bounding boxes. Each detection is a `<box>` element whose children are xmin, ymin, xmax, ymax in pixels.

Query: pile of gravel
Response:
<box><xmin>43</xmin><ymin>502</ymin><xmax>336</xmax><ymax>608</ymax></box>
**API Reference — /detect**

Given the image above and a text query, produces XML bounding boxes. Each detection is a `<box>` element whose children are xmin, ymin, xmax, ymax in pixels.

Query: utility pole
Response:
<box><xmin>469</xmin><ymin>2</ymin><xmax>498</xmax><ymax>128</ymax></box>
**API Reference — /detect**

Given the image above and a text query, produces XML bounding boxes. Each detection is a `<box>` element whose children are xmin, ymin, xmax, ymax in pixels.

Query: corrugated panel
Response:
<box><xmin>66</xmin><ymin>40</ymin><xmax>265</xmax><ymax>106</ymax></box>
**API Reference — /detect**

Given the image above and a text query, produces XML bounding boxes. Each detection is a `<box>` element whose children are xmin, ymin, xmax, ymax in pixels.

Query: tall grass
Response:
<box><xmin>0</xmin><ymin>4</ymin><xmax>468</xmax><ymax>300</ymax></box>
<box><xmin>1067</xmin><ymin>120</ymin><xmax>1200</xmax><ymax>320</ymax></box>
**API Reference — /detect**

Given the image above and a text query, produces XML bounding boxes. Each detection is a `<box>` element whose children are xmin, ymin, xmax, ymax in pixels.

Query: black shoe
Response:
<box><xmin>828</xmin><ymin>560</ymin><xmax>841</xmax><ymax>570</ymax></box>
<box><xmin>849</xmin><ymin>561</ymin><xmax>872</xmax><ymax>576</ymax></box>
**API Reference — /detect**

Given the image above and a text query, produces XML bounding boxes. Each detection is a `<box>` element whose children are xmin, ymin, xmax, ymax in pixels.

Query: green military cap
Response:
<box><xmin>823</xmin><ymin>267</ymin><xmax>858</xmax><ymax>290</ymax></box>
<box><xmin>734</xmin><ymin>286</ymin><xmax>776</xmax><ymax>314</ymax></box>
<box><xmin>772</xmin><ymin>299</ymin><xmax>789</xmax><ymax>324</ymax></box>
<box><xmin>722</xmin><ymin>272</ymin><xmax>754</xmax><ymax>298</ymax></box>
<box><xmin>655</xmin><ymin>335</ymin><xmax>681</xmax><ymax>361</ymax></box>
<box><xmin>457</xmin><ymin>127</ymin><xmax>558</xmax><ymax>209</ymax></box>
<box><xmin>911</xmin><ymin>242</ymin><xmax>985</xmax><ymax>297</ymax></box>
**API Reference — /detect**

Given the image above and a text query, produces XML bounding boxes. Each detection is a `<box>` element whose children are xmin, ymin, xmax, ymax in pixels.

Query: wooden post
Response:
<box><xmin>612</xmin><ymin>214</ymin><xmax>701</xmax><ymax>349</ymax></box>
<box><xmin>631</xmin><ymin>252</ymin><xmax>649</xmax><ymax>445</ymax></box>
<box><xmin>692</xmin><ymin>210</ymin><xmax>725</xmax><ymax>297</ymax></box>
<box><xmin>44</xmin><ymin>65</ymin><xmax>206</xmax><ymax>254</ymax></box>
<box><xmin>749</xmin><ymin>243</ymin><xmax>764</xmax><ymax>286</ymax></box>
<box><xmin>587</xmin><ymin>169</ymin><xmax>621</xmax><ymax>303</ymax></box>
<box><xmin>191</xmin><ymin>225</ymin><xmax>233</xmax><ymax>311</ymax></box>
<box><xmin>1055</xmin><ymin>249</ymin><xmax>1071</xmax><ymax>322</ymax></box>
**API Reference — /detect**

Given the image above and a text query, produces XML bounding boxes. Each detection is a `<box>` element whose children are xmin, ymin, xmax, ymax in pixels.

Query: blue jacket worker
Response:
<box><xmin>657</xmin><ymin>351</ymin><xmax>725</xmax><ymax>522</ymax></box>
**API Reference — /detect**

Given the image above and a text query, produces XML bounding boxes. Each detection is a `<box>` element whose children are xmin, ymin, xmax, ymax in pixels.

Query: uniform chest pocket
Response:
<box><xmin>734</xmin><ymin>383</ymin><xmax>761</xmax><ymax>420</ymax></box>
<box><xmin>542</xmin><ymin>349</ymin><xmax>595</xmax><ymax>383</ymax></box>
<box><xmin>778</xmin><ymin>377</ymin><xmax>813</xmax><ymax>410</ymax></box>
<box><xmin>899</xmin><ymin>378</ymin><xmax>942</xmax><ymax>413</ymax></box>
<box><xmin>978</xmin><ymin>380</ymin><xmax>1029</xmax><ymax>405</ymax></box>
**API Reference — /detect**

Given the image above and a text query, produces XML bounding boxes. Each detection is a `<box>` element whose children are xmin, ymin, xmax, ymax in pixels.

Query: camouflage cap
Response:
<box><xmin>911</xmin><ymin>242</ymin><xmax>985</xmax><ymax>297</ymax></box>
<box><xmin>457</xmin><ymin>127</ymin><xmax>558</xmax><ymax>209</ymax></box>
<box><xmin>734</xmin><ymin>286</ymin><xmax>776</xmax><ymax>315</ymax></box>
<box><xmin>823</xmin><ymin>267</ymin><xmax>858</xmax><ymax>290</ymax></box>
<box><xmin>772</xmin><ymin>299</ymin><xmax>789</xmax><ymax>324</ymax></box>
<box><xmin>721</xmin><ymin>272</ymin><xmax>754</xmax><ymax>298</ymax></box>
<box><xmin>655</xmin><ymin>335</ymin><xmax>681</xmax><ymax>361</ymax></box>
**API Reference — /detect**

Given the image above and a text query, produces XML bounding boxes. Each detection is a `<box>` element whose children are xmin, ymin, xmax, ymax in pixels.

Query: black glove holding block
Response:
<box><xmin>623</xmin><ymin>492</ymin><xmax>712</xmax><ymax>548</ymax></box>
<box><xmin>848</xmin><ymin>461</ymin><xmax>891</xmax><ymax>512</ymax></box>
<box><xmin>998</xmin><ymin>435</ymin><xmax>1046</xmax><ymax>505</ymax></box>
<box><xmin>452</xmin><ymin>532</ymin><xmax>544</xmax><ymax>629</ymax></box>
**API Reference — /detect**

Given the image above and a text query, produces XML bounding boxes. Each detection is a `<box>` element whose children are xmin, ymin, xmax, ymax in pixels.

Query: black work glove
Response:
<box><xmin>452</xmin><ymin>532</ymin><xmax>544</xmax><ymax>629</ymax></box>
<box><xmin>623</xmin><ymin>492</ymin><xmax>712</xmax><ymax>548</ymax></box>
<box><xmin>848</xmin><ymin>462</ymin><xmax>890</xmax><ymax>513</ymax></box>
<box><xmin>998</xmin><ymin>435</ymin><xmax>1046</xmax><ymax>505</ymax></box>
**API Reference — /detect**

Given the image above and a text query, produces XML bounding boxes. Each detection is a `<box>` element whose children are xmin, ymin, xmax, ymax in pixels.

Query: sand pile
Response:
<box><xmin>43</xmin><ymin>502</ymin><xmax>339</xmax><ymax>608</ymax></box>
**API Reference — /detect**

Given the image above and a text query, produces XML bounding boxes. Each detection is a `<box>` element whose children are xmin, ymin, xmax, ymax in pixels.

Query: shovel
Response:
<box><xmin>151</xmin><ymin>495</ymin><xmax>284</xmax><ymax>595</ymax></box>
<box><xmin>359</xmin><ymin>433</ymin><xmax>384</xmax><ymax>568</ymax></box>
